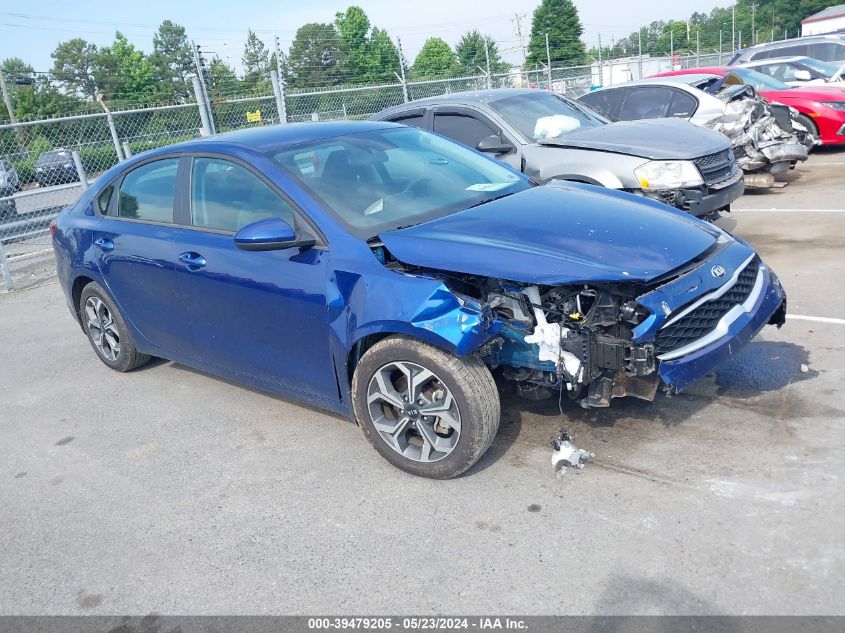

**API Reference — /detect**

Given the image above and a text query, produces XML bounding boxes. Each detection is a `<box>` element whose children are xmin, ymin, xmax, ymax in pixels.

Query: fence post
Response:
<box><xmin>96</xmin><ymin>96</ymin><xmax>125</xmax><ymax>162</ymax></box>
<box><xmin>71</xmin><ymin>150</ymin><xmax>88</xmax><ymax>189</ymax></box>
<box><xmin>121</xmin><ymin>141</ymin><xmax>133</xmax><ymax>158</ymax></box>
<box><xmin>397</xmin><ymin>38</ymin><xmax>409</xmax><ymax>103</ymax></box>
<box><xmin>191</xmin><ymin>74</ymin><xmax>214</xmax><ymax>137</ymax></box>
<box><xmin>545</xmin><ymin>33</ymin><xmax>552</xmax><ymax>89</ymax></box>
<box><xmin>270</xmin><ymin>70</ymin><xmax>287</xmax><ymax>124</ymax></box>
<box><xmin>0</xmin><ymin>238</ymin><xmax>12</xmax><ymax>292</ymax></box>
<box><xmin>484</xmin><ymin>39</ymin><xmax>492</xmax><ymax>89</ymax></box>
<box><xmin>342</xmin><ymin>103</ymin><xmax>348</xmax><ymax>120</ymax></box>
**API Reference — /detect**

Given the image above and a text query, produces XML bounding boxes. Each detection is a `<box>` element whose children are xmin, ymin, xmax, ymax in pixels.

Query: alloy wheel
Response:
<box><xmin>366</xmin><ymin>361</ymin><xmax>461</xmax><ymax>463</ymax></box>
<box><xmin>84</xmin><ymin>296</ymin><xmax>121</xmax><ymax>362</ymax></box>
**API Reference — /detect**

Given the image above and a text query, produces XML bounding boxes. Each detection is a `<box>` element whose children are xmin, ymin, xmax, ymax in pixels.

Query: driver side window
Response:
<box><xmin>433</xmin><ymin>113</ymin><xmax>499</xmax><ymax>150</ymax></box>
<box><xmin>190</xmin><ymin>158</ymin><xmax>296</xmax><ymax>232</ymax></box>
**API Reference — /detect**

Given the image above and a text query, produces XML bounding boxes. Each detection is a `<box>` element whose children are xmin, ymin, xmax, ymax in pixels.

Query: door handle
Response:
<box><xmin>178</xmin><ymin>251</ymin><xmax>207</xmax><ymax>270</ymax></box>
<box><xmin>94</xmin><ymin>237</ymin><xmax>114</xmax><ymax>252</ymax></box>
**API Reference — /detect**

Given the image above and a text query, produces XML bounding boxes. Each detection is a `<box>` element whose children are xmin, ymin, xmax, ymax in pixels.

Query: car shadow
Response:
<box><xmin>137</xmin><ymin>340</ymin><xmax>822</xmax><ymax>477</ymax></box>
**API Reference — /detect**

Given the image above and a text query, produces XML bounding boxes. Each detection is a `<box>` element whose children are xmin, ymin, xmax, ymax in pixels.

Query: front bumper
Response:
<box><xmin>647</xmin><ymin>172</ymin><xmax>744</xmax><ymax>218</ymax></box>
<box><xmin>657</xmin><ymin>264</ymin><xmax>786</xmax><ymax>393</ymax></box>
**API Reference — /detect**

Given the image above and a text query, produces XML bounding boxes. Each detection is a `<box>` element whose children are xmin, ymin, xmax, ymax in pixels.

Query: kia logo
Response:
<box><xmin>711</xmin><ymin>265</ymin><xmax>726</xmax><ymax>278</ymax></box>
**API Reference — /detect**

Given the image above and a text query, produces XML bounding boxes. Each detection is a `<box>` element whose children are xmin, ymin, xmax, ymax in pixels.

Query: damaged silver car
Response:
<box><xmin>578</xmin><ymin>75</ymin><xmax>810</xmax><ymax>188</ymax></box>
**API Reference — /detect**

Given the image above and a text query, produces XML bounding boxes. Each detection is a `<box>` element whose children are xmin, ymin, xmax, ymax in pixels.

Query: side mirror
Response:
<box><xmin>476</xmin><ymin>134</ymin><xmax>514</xmax><ymax>155</ymax></box>
<box><xmin>233</xmin><ymin>217</ymin><xmax>315</xmax><ymax>252</ymax></box>
<box><xmin>793</xmin><ymin>69</ymin><xmax>812</xmax><ymax>82</ymax></box>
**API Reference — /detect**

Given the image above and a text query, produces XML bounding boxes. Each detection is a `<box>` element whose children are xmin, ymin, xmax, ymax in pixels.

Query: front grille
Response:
<box><xmin>694</xmin><ymin>149</ymin><xmax>735</xmax><ymax>185</ymax></box>
<box><xmin>655</xmin><ymin>259</ymin><xmax>759</xmax><ymax>355</ymax></box>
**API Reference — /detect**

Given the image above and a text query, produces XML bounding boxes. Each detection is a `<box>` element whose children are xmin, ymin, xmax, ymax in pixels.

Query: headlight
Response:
<box><xmin>820</xmin><ymin>102</ymin><xmax>845</xmax><ymax>111</ymax></box>
<box><xmin>634</xmin><ymin>160</ymin><xmax>703</xmax><ymax>191</ymax></box>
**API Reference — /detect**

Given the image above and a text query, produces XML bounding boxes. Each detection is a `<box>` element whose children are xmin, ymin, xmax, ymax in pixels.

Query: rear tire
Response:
<box><xmin>352</xmin><ymin>336</ymin><xmax>500</xmax><ymax>479</ymax></box>
<box><xmin>79</xmin><ymin>281</ymin><xmax>151</xmax><ymax>372</ymax></box>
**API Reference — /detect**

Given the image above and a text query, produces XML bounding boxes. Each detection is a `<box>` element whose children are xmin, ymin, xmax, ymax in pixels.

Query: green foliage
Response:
<box><xmin>411</xmin><ymin>38</ymin><xmax>459</xmax><ymax>79</ymax></box>
<box><xmin>284</xmin><ymin>23</ymin><xmax>342</xmax><ymax>90</ymax></box>
<box><xmin>150</xmin><ymin>21</ymin><xmax>194</xmax><ymax>101</ymax></box>
<box><xmin>455</xmin><ymin>30</ymin><xmax>509</xmax><ymax>75</ymax></box>
<box><xmin>51</xmin><ymin>39</ymin><xmax>99</xmax><ymax>99</ymax></box>
<box><xmin>95</xmin><ymin>32</ymin><xmax>158</xmax><ymax>105</ymax></box>
<box><xmin>242</xmin><ymin>29</ymin><xmax>271</xmax><ymax>94</ymax></box>
<box><xmin>526</xmin><ymin>0</ymin><xmax>587</xmax><ymax>68</ymax></box>
<box><xmin>605</xmin><ymin>0</ymin><xmax>838</xmax><ymax>60</ymax></box>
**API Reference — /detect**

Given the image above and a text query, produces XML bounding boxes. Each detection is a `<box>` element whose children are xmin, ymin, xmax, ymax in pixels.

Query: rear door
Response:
<box><xmin>92</xmin><ymin>156</ymin><xmax>189</xmax><ymax>353</ymax></box>
<box><xmin>169</xmin><ymin>155</ymin><xmax>338</xmax><ymax>401</ymax></box>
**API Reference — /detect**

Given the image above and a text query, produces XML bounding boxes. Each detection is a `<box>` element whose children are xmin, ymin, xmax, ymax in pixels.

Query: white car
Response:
<box><xmin>740</xmin><ymin>56</ymin><xmax>845</xmax><ymax>86</ymax></box>
<box><xmin>577</xmin><ymin>76</ymin><xmax>810</xmax><ymax>181</ymax></box>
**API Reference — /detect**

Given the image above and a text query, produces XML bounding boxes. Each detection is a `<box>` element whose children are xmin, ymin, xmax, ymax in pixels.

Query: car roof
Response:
<box><xmin>743</xmin><ymin>33</ymin><xmax>845</xmax><ymax>51</ymax></box>
<box><xmin>374</xmin><ymin>88</ymin><xmax>545</xmax><ymax>117</ymax></box>
<box><xmin>630</xmin><ymin>75</ymin><xmax>720</xmax><ymax>87</ymax></box>
<box><xmin>742</xmin><ymin>56</ymin><xmax>811</xmax><ymax>66</ymax></box>
<box><xmin>165</xmin><ymin>120</ymin><xmax>401</xmax><ymax>154</ymax></box>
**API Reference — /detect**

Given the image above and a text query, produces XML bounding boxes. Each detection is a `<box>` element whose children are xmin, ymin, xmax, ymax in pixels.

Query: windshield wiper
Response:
<box><xmin>465</xmin><ymin>191</ymin><xmax>518</xmax><ymax>210</ymax></box>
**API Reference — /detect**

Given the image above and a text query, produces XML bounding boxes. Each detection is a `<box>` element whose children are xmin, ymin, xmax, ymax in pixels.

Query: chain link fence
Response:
<box><xmin>0</xmin><ymin>51</ymin><xmax>726</xmax><ymax>291</ymax></box>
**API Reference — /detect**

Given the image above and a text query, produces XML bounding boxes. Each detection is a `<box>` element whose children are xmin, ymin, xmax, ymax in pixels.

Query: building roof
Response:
<box><xmin>802</xmin><ymin>4</ymin><xmax>845</xmax><ymax>24</ymax></box>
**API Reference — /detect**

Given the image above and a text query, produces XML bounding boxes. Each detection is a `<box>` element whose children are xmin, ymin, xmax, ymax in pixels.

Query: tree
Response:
<box><xmin>365</xmin><ymin>27</ymin><xmax>401</xmax><ymax>83</ymax></box>
<box><xmin>51</xmin><ymin>38</ymin><xmax>99</xmax><ymax>99</ymax></box>
<box><xmin>207</xmin><ymin>56</ymin><xmax>240</xmax><ymax>95</ymax></box>
<box><xmin>525</xmin><ymin>0</ymin><xmax>586</xmax><ymax>68</ymax></box>
<box><xmin>95</xmin><ymin>32</ymin><xmax>157</xmax><ymax>104</ymax></box>
<box><xmin>411</xmin><ymin>38</ymin><xmax>458</xmax><ymax>79</ymax></box>
<box><xmin>284</xmin><ymin>22</ymin><xmax>342</xmax><ymax>90</ymax></box>
<box><xmin>242</xmin><ymin>29</ymin><xmax>270</xmax><ymax>93</ymax></box>
<box><xmin>150</xmin><ymin>20</ymin><xmax>193</xmax><ymax>101</ymax></box>
<box><xmin>2</xmin><ymin>59</ymin><xmax>80</xmax><ymax>121</ymax></box>
<box><xmin>455</xmin><ymin>30</ymin><xmax>508</xmax><ymax>75</ymax></box>
<box><xmin>335</xmin><ymin>6</ymin><xmax>371</xmax><ymax>83</ymax></box>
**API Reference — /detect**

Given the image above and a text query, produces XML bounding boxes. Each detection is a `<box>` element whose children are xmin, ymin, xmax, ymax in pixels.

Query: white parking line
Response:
<box><xmin>787</xmin><ymin>314</ymin><xmax>845</xmax><ymax>325</ymax></box>
<box><xmin>737</xmin><ymin>208</ymin><xmax>845</xmax><ymax>212</ymax></box>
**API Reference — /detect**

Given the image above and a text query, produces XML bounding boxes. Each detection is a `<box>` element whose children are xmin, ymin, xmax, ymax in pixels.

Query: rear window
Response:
<box><xmin>117</xmin><ymin>159</ymin><xmax>178</xmax><ymax>223</ymax></box>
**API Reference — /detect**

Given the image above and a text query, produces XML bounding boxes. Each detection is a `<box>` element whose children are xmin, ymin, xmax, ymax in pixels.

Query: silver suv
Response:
<box><xmin>729</xmin><ymin>34</ymin><xmax>845</xmax><ymax>65</ymax></box>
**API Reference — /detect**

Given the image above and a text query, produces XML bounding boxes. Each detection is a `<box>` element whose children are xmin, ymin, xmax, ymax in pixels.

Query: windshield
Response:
<box><xmin>800</xmin><ymin>58</ymin><xmax>842</xmax><ymax>77</ymax></box>
<box><xmin>489</xmin><ymin>91</ymin><xmax>607</xmax><ymax>142</ymax></box>
<box><xmin>272</xmin><ymin>126</ymin><xmax>529</xmax><ymax>239</ymax></box>
<box><xmin>728</xmin><ymin>67</ymin><xmax>793</xmax><ymax>91</ymax></box>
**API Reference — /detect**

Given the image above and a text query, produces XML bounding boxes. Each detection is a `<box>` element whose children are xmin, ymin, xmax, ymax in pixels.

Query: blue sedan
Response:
<box><xmin>51</xmin><ymin>121</ymin><xmax>786</xmax><ymax>478</ymax></box>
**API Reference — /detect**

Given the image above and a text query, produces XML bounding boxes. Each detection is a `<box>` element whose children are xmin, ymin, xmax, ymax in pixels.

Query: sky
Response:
<box><xmin>0</xmin><ymin>0</ymin><xmax>724</xmax><ymax>74</ymax></box>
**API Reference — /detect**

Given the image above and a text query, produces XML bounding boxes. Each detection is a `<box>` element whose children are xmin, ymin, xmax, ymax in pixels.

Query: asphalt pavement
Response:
<box><xmin>0</xmin><ymin>150</ymin><xmax>843</xmax><ymax>615</ymax></box>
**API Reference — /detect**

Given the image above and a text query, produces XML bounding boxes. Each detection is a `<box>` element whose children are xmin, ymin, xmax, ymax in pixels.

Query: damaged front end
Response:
<box><xmin>703</xmin><ymin>85</ymin><xmax>809</xmax><ymax>184</ymax></box>
<box><xmin>371</xmin><ymin>232</ymin><xmax>786</xmax><ymax>410</ymax></box>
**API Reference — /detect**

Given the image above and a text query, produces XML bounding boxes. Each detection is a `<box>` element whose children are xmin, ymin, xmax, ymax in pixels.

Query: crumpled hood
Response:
<box><xmin>378</xmin><ymin>182</ymin><xmax>720</xmax><ymax>285</ymax></box>
<box><xmin>538</xmin><ymin>118</ymin><xmax>728</xmax><ymax>159</ymax></box>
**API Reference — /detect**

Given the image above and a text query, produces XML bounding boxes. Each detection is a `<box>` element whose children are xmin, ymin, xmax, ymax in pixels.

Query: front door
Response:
<box><xmin>171</xmin><ymin>156</ymin><xmax>338</xmax><ymax>402</ymax></box>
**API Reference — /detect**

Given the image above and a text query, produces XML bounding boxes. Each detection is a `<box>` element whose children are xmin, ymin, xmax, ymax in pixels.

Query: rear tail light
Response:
<box><xmin>49</xmin><ymin>221</ymin><xmax>58</xmax><ymax>236</ymax></box>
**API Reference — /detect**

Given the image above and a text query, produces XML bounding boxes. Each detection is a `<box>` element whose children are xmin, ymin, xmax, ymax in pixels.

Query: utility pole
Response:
<box><xmin>274</xmin><ymin>35</ymin><xmax>287</xmax><ymax>124</ymax></box>
<box><xmin>0</xmin><ymin>69</ymin><xmax>18</xmax><ymax>127</ymax></box>
<box><xmin>638</xmin><ymin>30</ymin><xmax>643</xmax><ymax>79</ymax></box>
<box><xmin>191</xmin><ymin>40</ymin><xmax>215</xmax><ymax>134</ymax></box>
<box><xmin>732</xmin><ymin>2</ymin><xmax>736</xmax><ymax>52</ymax></box>
<box><xmin>484</xmin><ymin>37</ymin><xmax>492</xmax><ymax>89</ymax></box>
<box><xmin>545</xmin><ymin>33</ymin><xmax>552</xmax><ymax>89</ymax></box>
<box><xmin>719</xmin><ymin>30</ymin><xmax>723</xmax><ymax>63</ymax></box>
<box><xmin>597</xmin><ymin>32</ymin><xmax>603</xmax><ymax>86</ymax></box>
<box><xmin>771</xmin><ymin>7</ymin><xmax>775</xmax><ymax>42</ymax></box>
<box><xmin>396</xmin><ymin>37</ymin><xmax>409</xmax><ymax>103</ymax></box>
<box><xmin>511</xmin><ymin>13</ymin><xmax>528</xmax><ymax>84</ymax></box>
<box><xmin>696</xmin><ymin>30</ymin><xmax>700</xmax><ymax>65</ymax></box>
<box><xmin>670</xmin><ymin>29</ymin><xmax>674</xmax><ymax>62</ymax></box>
<box><xmin>751</xmin><ymin>3</ymin><xmax>758</xmax><ymax>45</ymax></box>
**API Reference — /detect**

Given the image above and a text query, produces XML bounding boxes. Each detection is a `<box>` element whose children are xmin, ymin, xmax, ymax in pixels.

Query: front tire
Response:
<box><xmin>79</xmin><ymin>281</ymin><xmax>151</xmax><ymax>372</ymax></box>
<box><xmin>352</xmin><ymin>336</ymin><xmax>500</xmax><ymax>479</ymax></box>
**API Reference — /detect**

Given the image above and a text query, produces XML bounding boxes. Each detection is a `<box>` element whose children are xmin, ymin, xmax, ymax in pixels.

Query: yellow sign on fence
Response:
<box><xmin>246</xmin><ymin>109</ymin><xmax>262</xmax><ymax>123</ymax></box>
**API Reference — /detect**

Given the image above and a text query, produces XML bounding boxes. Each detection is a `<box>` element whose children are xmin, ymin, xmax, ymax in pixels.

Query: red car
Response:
<box><xmin>653</xmin><ymin>66</ymin><xmax>845</xmax><ymax>145</ymax></box>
